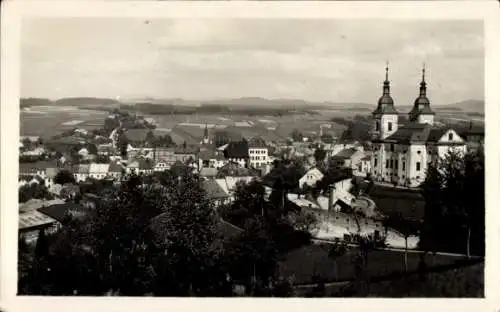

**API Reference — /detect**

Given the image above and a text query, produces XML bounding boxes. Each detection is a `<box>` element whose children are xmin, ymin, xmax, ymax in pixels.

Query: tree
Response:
<box><xmin>420</xmin><ymin>148</ymin><xmax>484</xmax><ymax>257</ymax></box>
<box><xmin>314</xmin><ymin>146</ymin><xmax>327</xmax><ymax>164</ymax></box>
<box><xmin>86</xmin><ymin>143</ymin><xmax>98</xmax><ymax>155</ymax></box>
<box><xmin>18</xmin><ymin>182</ymin><xmax>53</xmax><ymax>203</ymax></box>
<box><xmin>54</xmin><ymin>170</ymin><xmax>76</xmax><ymax>185</ymax></box>
<box><xmin>290</xmin><ymin>129</ymin><xmax>303</xmax><ymax>142</ymax></box>
<box><xmin>327</xmin><ymin>241</ymin><xmax>348</xmax><ymax>281</ymax></box>
<box><xmin>383</xmin><ymin>213</ymin><xmax>420</xmax><ymax>272</ymax></box>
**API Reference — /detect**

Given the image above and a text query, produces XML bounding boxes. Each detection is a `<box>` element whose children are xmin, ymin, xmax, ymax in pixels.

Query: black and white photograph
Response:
<box><xmin>1</xmin><ymin>1</ymin><xmax>499</xmax><ymax>311</ymax></box>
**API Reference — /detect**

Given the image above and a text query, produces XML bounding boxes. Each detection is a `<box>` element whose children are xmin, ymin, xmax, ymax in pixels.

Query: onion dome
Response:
<box><xmin>372</xmin><ymin>63</ymin><xmax>398</xmax><ymax>115</ymax></box>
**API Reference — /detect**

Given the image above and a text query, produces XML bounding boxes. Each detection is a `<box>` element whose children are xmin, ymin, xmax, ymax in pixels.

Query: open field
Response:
<box><xmin>20</xmin><ymin>106</ymin><xmax>107</xmax><ymax>138</ymax></box>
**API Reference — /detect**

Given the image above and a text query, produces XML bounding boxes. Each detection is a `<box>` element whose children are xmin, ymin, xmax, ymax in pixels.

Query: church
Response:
<box><xmin>370</xmin><ymin>64</ymin><xmax>468</xmax><ymax>188</ymax></box>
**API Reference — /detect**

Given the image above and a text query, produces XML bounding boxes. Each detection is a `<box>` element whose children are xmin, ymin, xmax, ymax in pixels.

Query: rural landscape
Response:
<box><xmin>17</xmin><ymin>18</ymin><xmax>485</xmax><ymax>297</ymax></box>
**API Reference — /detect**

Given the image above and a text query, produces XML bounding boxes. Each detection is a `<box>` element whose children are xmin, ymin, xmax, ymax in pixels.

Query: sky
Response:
<box><xmin>21</xmin><ymin>18</ymin><xmax>484</xmax><ymax>105</ymax></box>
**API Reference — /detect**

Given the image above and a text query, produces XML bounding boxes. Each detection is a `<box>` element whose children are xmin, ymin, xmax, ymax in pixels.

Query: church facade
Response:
<box><xmin>370</xmin><ymin>65</ymin><xmax>468</xmax><ymax>188</ymax></box>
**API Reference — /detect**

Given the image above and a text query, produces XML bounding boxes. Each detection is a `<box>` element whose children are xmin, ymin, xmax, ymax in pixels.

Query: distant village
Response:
<box><xmin>18</xmin><ymin>67</ymin><xmax>484</xmax><ymax>253</ymax></box>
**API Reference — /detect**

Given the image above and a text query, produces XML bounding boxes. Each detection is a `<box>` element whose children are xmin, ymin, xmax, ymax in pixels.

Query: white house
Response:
<box><xmin>154</xmin><ymin>161</ymin><xmax>171</xmax><ymax>172</ymax></box>
<box><xmin>88</xmin><ymin>163</ymin><xmax>110</xmax><ymax>180</ymax></box>
<box><xmin>299</xmin><ymin>168</ymin><xmax>324</xmax><ymax>189</ymax></box>
<box><xmin>248</xmin><ymin>140</ymin><xmax>269</xmax><ymax>169</ymax></box>
<box><xmin>370</xmin><ymin>65</ymin><xmax>468</xmax><ymax>187</ymax></box>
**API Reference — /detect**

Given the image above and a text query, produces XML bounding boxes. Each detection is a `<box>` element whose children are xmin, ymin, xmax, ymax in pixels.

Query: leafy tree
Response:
<box><xmin>383</xmin><ymin>213</ymin><xmax>420</xmax><ymax>272</ymax></box>
<box><xmin>420</xmin><ymin>148</ymin><xmax>484</xmax><ymax>257</ymax></box>
<box><xmin>18</xmin><ymin>182</ymin><xmax>54</xmax><ymax>203</ymax></box>
<box><xmin>327</xmin><ymin>241</ymin><xmax>348</xmax><ymax>281</ymax></box>
<box><xmin>290</xmin><ymin>129</ymin><xmax>304</xmax><ymax>142</ymax></box>
<box><xmin>54</xmin><ymin>170</ymin><xmax>76</xmax><ymax>185</ymax></box>
<box><xmin>86</xmin><ymin>143</ymin><xmax>98</xmax><ymax>155</ymax></box>
<box><xmin>314</xmin><ymin>146</ymin><xmax>327</xmax><ymax>164</ymax></box>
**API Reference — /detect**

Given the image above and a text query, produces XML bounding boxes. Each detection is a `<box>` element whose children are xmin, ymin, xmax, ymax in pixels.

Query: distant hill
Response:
<box><xmin>20</xmin><ymin>98</ymin><xmax>53</xmax><ymax>107</ymax></box>
<box><xmin>435</xmin><ymin>100</ymin><xmax>484</xmax><ymax>114</ymax></box>
<box><xmin>54</xmin><ymin>97</ymin><xmax>122</xmax><ymax>106</ymax></box>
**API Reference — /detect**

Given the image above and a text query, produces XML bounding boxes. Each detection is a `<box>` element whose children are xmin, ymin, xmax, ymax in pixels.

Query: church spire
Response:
<box><xmin>419</xmin><ymin>63</ymin><xmax>427</xmax><ymax>97</ymax></box>
<box><xmin>383</xmin><ymin>61</ymin><xmax>390</xmax><ymax>95</ymax></box>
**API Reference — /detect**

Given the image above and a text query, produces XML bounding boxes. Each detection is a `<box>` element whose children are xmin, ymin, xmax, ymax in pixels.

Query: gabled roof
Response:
<box><xmin>45</xmin><ymin>167</ymin><xmax>58</xmax><ymax>178</ymax></box>
<box><xmin>383</xmin><ymin>123</ymin><xmax>432</xmax><ymax>144</ymax></box>
<box><xmin>38</xmin><ymin>203</ymin><xmax>86</xmax><ymax>223</ymax></box>
<box><xmin>108</xmin><ymin>161</ymin><xmax>125</xmax><ymax>173</ymax></box>
<box><xmin>224</xmin><ymin>141</ymin><xmax>249</xmax><ymax>159</ymax></box>
<box><xmin>89</xmin><ymin>163</ymin><xmax>110</xmax><ymax>173</ymax></box>
<box><xmin>72</xmin><ymin>164</ymin><xmax>90</xmax><ymax>174</ymax></box>
<box><xmin>19</xmin><ymin>210</ymin><xmax>58</xmax><ymax>231</ymax></box>
<box><xmin>200</xmin><ymin>167</ymin><xmax>218</xmax><ymax>177</ymax></box>
<box><xmin>333</xmin><ymin>148</ymin><xmax>360</xmax><ymax>159</ymax></box>
<box><xmin>199</xmin><ymin>149</ymin><xmax>217</xmax><ymax>160</ymax></box>
<box><xmin>124</xmin><ymin>129</ymin><xmax>152</xmax><ymax>142</ymax></box>
<box><xmin>202</xmin><ymin>179</ymin><xmax>229</xmax><ymax>199</ymax></box>
<box><xmin>174</xmin><ymin>146</ymin><xmax>198</xmax><ymax>155</ymax></box>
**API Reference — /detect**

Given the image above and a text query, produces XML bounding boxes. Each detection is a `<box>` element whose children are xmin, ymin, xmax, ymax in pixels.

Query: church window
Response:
<box><xmin>448</xmin><ymin>133</ymin><xmax>454</xmax><ymax>140</ymax></box>
<box><xmin>417</xmin><ymin>151</ymin><xmax>421</xmax><ymax>155</ymax></box>
<box><xmin>388</xmin><ymin>122</ymin><xmax>393</xmax><ymax>131</ymax></box>
<box><xmin>390</xmin><ymin>144</ymin><xmax>394</xmax><ymax>152</ymax></box>
<box><xmin>376</xmin><ymin>121</ymin><xmax>380</xmax><ymax>131</ymax></box>
<box><xmin>416</xmin><ymin>162</ymin><xmax>421</xmax><ymax>171</ymax></box>
<box><xmin>395</xmin><ymin>160</ymin><xmax>398</xmax><ymax>170</ymax></box>
<box><xmin>374</xmin><ymin>158</ymin><xmax>378</xmax><ymax>167</ymax></box>
<box><xmin>390</xmin><ymin>159</ymin><xmax>393</xmax><ymax>168</ymax></box>
<box><xmin>386</xmin><ymin>160</ymin><xmax>389</xmax><ymax>168</ymax></box>
<box><xmin>402</xmin><ymin>162</ymin><xmax>406</xmax><ymax>171</ymax></box>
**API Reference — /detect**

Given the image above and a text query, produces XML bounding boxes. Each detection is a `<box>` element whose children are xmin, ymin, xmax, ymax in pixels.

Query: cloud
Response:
<box><xmin>21</xmin><ymin>18</ymin><xmax>484</xmax><ymax>104</ymax></box>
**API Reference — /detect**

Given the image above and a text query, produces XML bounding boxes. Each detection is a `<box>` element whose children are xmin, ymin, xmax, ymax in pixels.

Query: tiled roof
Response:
<box><xmin>174</xmin><ymin>146</ymin><xmax>198</xmax><ymax>155</ymax></box>
<box><xmin>72</xmin><ymin>164</ymin><xmax>90</xmax><ymax>174</ymax></box>
<box><xmin>200</xmin><ymin>167</ymin><xmax>218</xmax><ymax>177</ymax></box>
<box><xmin>124</xmin><ymin>129</ymin><xmax>152</xmax><ymax>142</ymax></box>
<box><xmin>108</xmin><ymin>161</ymin><xmax>125</xmax><ymax>173</ymax></box>
<box><xmin>45</xmin><ymin>167</ymin><xmax>58</xmax><ymax>178</ymax></box>
<box><xmin>224</xmin><ymin>141</ymin><xmax>249</xmax><ymax>159</ymax></box>
<box><xmin>199</xmin><ymin>149</ymin><xmax>217</xmax><ymax>159</ymax></box>
<box><xmin>19</xmin><ymin>210</ymin><xmax>58</xmax><ymax>231</ymax></box>
<box><xmin>333</xmin><ymin>148</ymin><xmax>360</xmax><ymax>159</ymax></box>
<box><xmin>38</xmin><ymin>203</ymin><xmax>86</xmax><ymax>223</ymax></box>
<box><xmin>383</xmin><ymin>123</ymin><xmax>432</xmax><ymax>144</ymax></box>
<box><xmin>89</xmin><ymin>163</ymin><xmax>110</xmax><ymax>173</ymax></box>
<box><xmin>202</xmin><ymin>179</ymin><xmax>229</xmax><ymax>199</ymax></box>
<box><xmin>19</xmin><ymin>161</ymin><xmax>58</xmax><ymax>171</ymax></box>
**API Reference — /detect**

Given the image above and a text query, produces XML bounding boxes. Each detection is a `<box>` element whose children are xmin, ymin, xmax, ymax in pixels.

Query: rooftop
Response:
<box><xmin>19</xmin><ymin>210</ymin><xmax>58</xmax><ymax>231</ymax></box>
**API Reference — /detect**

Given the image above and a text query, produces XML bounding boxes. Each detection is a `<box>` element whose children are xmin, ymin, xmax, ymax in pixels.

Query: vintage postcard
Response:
<box><xmin>1</xmin><ymin>1</ymin><xmax>499</xmax><ymax>312</ymax></box>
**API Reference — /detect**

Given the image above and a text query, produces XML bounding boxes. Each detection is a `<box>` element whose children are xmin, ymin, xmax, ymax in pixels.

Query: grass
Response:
<box><xmin>278</xmin><ymin>243</ymin><xmax>467</xmax><ymax>285</ymax></box>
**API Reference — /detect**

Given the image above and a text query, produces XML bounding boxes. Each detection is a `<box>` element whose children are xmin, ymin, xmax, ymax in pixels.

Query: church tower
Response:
<box><xmin>202</xmin><ymin>123</ymin><xmax>210</xmax><ymax>144</ymax></box>
<box><xmin>409</xmin><ymin>64</ymin><xmax>435</xmax><ymax>125</ymax></box>
<box><xmin>371</xmin><ymin>62</ymin><xmax>399</xmax><ymax>141</ymax></box>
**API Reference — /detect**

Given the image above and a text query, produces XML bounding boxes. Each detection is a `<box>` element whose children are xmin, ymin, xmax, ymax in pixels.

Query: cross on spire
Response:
<box><xmin>422</xmin><ymin>62</ymin><xmax>426</xmax><ymax>82</ymax></box>
<box><xmin>385</xmin><ymin>60</ymin><xmax>389</xmax><ymax>81</ymax></box>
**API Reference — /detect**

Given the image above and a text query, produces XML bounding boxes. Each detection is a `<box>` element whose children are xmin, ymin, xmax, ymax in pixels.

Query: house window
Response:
<box><xmin>390</xmin><ymin>159</ymin><xmax>393</xmax><ymax>169</ymax></box>
<box><xmin>402</xmin><ymin>162</ymin><xmax>406</xmax><ymax>171</ymax></box>
<box><xmin>448</xmin><ymin>133</ymin><xmax>454</xmax><ymax>140</ymax></box>
<box><xmin>394</xmin><ymin>160</ymin><xmax>398</xmax><ymax>170</ymax></box>
<box><xmin>386</xmin><ymin>160</ymin><xmax>389</xmax><ymax>169</ymax></box>
<box><xmin>388</xmin><ymin>122</ymin><xmax>393</xmax><ymax>131</ymax></box>
<box><xmin>416</xmin><ymin>162</ymin><xmax>421</xmax><ymax>171</ymax></box>
<box><xmin>417</xmin><ymin>150</ymin><xmax>421</xmax><ymax>155</ymax></box>
<box><xmin>374</xmin><ymin>158</ymin><xmax>378</xmax><ymax>167</ymax></box>
<box><xmin>390</xmin><ymin>144</ymin><xmax>394</xmax><ymax>152</ymax></box>
<box><xmin>375</xmin><ymin>121</ymin><xmax>380</xmax><ymax>131</ymax></box>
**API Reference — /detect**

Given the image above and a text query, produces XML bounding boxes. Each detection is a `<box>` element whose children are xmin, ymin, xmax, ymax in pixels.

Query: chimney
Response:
<box><xmin>328</xmin><ymin>185</ymin><xmax>336</xmax><ymax>212</ymax></box>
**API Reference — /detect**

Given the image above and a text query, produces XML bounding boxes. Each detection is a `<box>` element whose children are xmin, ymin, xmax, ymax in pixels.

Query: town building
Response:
<box><xmin>223</xmin><ymin>140</ymin><xmax>249</xmax><ymax>168</ymax></box>
<box><xmin>248</xmin><ymin>138</ymin><xmax>270</xmax><ymax>169</ymax></box>
<box><xmin>299</xmin><ymin>167</ymin><xmax>324</xmax><ymax>189</ymax></box>
<box><xmin>331</xmin><ymin>147</ymin><xmax>366</xmax><ymax>171</ymax></box>
<box><xmin>88</xmin><ymin>163</ymin><xmax>110</xmax><ymax>180</ymax></box>
<box><xmin>370</xmin><ymin>64</ymin><xmax>468</xmax><ymax>187</ymax></box>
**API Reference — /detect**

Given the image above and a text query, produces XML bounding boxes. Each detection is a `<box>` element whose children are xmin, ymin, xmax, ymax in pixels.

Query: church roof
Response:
<box><xmin>384</xmin><ymin>124</ymin><xmax>461</xmax><ymax>145</ymax></box>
